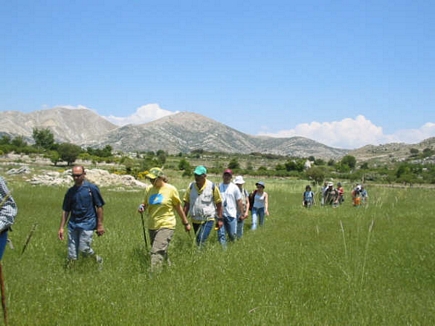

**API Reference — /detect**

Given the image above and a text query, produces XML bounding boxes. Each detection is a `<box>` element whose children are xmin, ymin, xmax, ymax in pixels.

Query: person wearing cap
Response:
<box><xmin>234</xmin><ymin>175</ymin><xmax>250</xmax><ymax>239</ymax></box>
<box><xmin>183</xmin><ymin>165</ymin><xmax>223</xmax><ymax>247</ymax></box>
<box><xmin>251</xmin><ymin>181</ymin><xmax>269</xmax><ymax>230</ymax></box>
<box><xmin>217</xmin><ymin>169</ymin><xmax>243</xmax><ymax>247</ymax></box>
<box><xmin>351</xmin><ymin>184</ymin><xmax>363</xmax><ymax>206</ymax></box>
<box><xmin>138</xmin><ymin>167</ymin><xmax>190</xmax><ymax>271</ymax></box>
<box><xmin>324</xmin><ymin>182</ymin><xmax>338</xmax><ymax>206</ymax></box>
<box><xmin>0</xmin><ymin>176</ymin><xmax>17</xmax><ymax>260</ymax></box>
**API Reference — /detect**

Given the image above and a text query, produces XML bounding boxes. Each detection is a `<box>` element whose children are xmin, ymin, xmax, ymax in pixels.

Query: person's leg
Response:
<box><xmin>0</xmin><ymin>231</ymin><xmax>8</xmax><ymax>260</ymax></box>
<box><xmin>226</xmin><ymin>216</ymin><xmax>237</xmax><ymax>242</ymax></box>
<box><xmin>149</xmin><ymin>228</ymin><xmax>174</xmax><ymax>270</ymax></box>
<box><xmin>236</xmin><ymin>219</ymin><xmax>244</xmax><ymax>239</ymax></box>
<box><xmin>195</xmin><ymin>221</ymin><xmax>214</xmax><ymax>247</ymax></box>
<box><xmin>258</xmin><ymin>208</ymin><xmax>265</xmax><ymax>226</ymax></box>
<box><xmin>217</xmin><ymin>217</ymin><xmax>227</xmax><ymax>247</ymax></box>
<box><xmin>78</xmin><ymin>229</ymin><xmax>95</xmax><ymax>257</ymax></box>
<box><xmin>67</xmin><ymin>228</ymin><xmax>80</xmax><ymax>260</ymax></box>
<box><xmin>251</xmin><ymin>208</ymin><xmax>258</xmax><ymax>230</ymax></box>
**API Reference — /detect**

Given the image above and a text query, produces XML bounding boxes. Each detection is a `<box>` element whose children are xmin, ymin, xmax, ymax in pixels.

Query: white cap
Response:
<box><xmin>234</xmin><ymin>175</ymin><xmax>245</xmax><ymax>184</ymax></box>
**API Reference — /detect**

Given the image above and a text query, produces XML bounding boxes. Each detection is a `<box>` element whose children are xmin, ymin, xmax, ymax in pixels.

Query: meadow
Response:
<box><xmin>2</xmin><ymin>175</ymin><xmax>435</xmax><ymax>325</ymax></box>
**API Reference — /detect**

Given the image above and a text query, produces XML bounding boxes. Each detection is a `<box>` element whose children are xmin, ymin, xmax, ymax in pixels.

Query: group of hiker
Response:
<box><xmin>303</xmin><ymin>182</ymin><xmax>368</xmax><ymax>208</ymax></box>
<box><xmin>56</xmin><ymin>164</ymin><xmax>270</xmax><ymax>272</ymax></box>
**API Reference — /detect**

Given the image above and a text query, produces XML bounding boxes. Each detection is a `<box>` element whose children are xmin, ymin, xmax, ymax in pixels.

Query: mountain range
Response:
<box><xmin>1</xmin><ymin>107</ymin><xmax>433</xmax><ymax>161</ymax></box>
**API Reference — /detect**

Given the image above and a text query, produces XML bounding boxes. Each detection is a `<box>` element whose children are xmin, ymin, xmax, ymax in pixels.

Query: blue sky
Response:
<box><xmin>1</xmin><ymin>0</ymin><xmax>434</xmax><ymax>149</ymax></box>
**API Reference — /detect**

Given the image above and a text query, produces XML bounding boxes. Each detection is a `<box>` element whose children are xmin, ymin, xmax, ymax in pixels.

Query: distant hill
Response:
<box><xmin>2</xmin><ymin>107</ymin><xmax>432</xmax><ymax>161</ymax></box>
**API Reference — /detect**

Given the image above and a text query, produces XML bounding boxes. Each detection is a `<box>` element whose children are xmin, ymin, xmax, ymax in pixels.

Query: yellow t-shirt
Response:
<box><xmin>144</xmin><ymin>183</ymin><xmax>181</xmax><ymax>230</ymax></box>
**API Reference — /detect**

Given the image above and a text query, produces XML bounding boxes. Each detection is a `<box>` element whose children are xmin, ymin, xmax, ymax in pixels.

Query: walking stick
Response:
<box><xmin>0</xmin><ymin>262</ymin><xmax>7</xmax><ymax>325</ymax></box>
<box><xmin>140</xmin><ymin>212</ymin><xmax>148</xmax><ymax>251</ymax></box>
<box><xmin>21</xmin><ymin>223</ymin><xmax>38</xmax><ymax>256</ymax></box>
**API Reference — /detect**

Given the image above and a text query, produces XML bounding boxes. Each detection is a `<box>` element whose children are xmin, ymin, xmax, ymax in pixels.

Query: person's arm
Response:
<box><xmin>215</xmin><ymin>202</ymin><xmax>223</xmax><ymax>228</ymax></box>
<box><xmin>174</xmin><ymin>203</ymin><xmax>191</xmax><ymax>232</ymax></box>
<box><xmin>58</xmin><ymin>211</ymin><xmax>69</xmax><ymax>240</ymax></box>
<box><xmin>96</xmin><ymin>206</ymin><xmax>105</xmax><ymax>236</ymax></box>
<box><xmin>244</xmin><ymin>194</ymin><xmax>250</xmax><ymax>218</ymax></box>
<box><xmin>237</xmin><ymin>198</ymin><xmax>244</xmax><ymax>220</ymax></box>
<box><xmin>264</xmin><ymin>192</ymin><xmax>269</xmax><ymax>216</ymax></box>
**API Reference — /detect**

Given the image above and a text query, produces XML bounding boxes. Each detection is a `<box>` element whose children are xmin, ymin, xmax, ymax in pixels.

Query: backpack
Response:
<box><xmin>248</xmin><ymin>190</ymin><xmax>257</xmax><ymax>211</ymax></box>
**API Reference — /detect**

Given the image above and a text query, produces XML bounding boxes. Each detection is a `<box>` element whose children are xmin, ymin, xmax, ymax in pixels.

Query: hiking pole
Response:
<box><xmin>21</xmin><ymin>223</ymin><xmax>38</xmax><ymax>256</ymax></box>
<box><xmin>139</xmin><ymin>212</ymin><xmax>148</xmax><ymax>251</ymax></box>
<box><xmin>0</xmin><ymin>262</ymin><xmax>7</xmax><ymax>325</ymax></box>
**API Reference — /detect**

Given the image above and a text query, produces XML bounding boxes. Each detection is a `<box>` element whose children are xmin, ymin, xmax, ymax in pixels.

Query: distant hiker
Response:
<box><xmin>137</xmin><ymin>167</ymin><xmax>190</xmax><ymax>272</ymax></box>
<box><xmin>217</xmin><ymin>169</ymin><xmax>243</xmax><ymax>247</ymax></box>
<box><xmin>58</xmin><ymin>166</ymin><xmax>105</xmax><ymax>268</ymax></box>
<box><xmin>234</xmin><ymin>175</ymin><xmax>250</xmax><ymax>239</ymax></box>
<box><xmin>321</xmin><ymin>182</ymin><xmax>328</xmax><ymax>206</ymax></box>
<box><xmin>351</xmin><ymin>184</ymin><xmax>362</xmax><ymax>206</ymax></box>
<box><xmin>324</xmin><ymin>182</ymin><xmax>339</xmax><ymax>207</ymax></box>
<box><xmin>250</xmin><ymin>181</ymin><xmax>269</xmax><ymax>230</ymax></box>
<box><xmin>183</xmin><ymin>166</ymin><xmax>223</xmax><ymax>247</ymax></box>
<box><xmin>336</xmin><ymin>182</ymin><xmax>345</xmax><ymax>205</ymax></box>
<box><xmin>360</xmin><ymin>185</ymin><xmax>368</xmax><ymax>204</ymax></box>
<box><xmin>0</xmin><ymin>177</ymin><xmax>17</xmax><ymax>260</ymax></box>
<box><xmin>303</xmin><ymin>185</ymin><xmax>314</xmax><ymax>208</ymax></box>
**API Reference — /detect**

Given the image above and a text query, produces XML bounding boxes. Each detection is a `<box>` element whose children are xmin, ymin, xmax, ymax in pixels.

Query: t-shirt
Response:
<box><xmin>62</xmin><ymin>181</ymin><xmax>105</xmax><ymax>231</ymax></box>
<box><xmin>219</xmin><ymin>182</ymin><xmax>242</xmax><ymax>218</ymax></box>
<box><xmin>144</xmin><ymin>183</ymin><xmax>181</xmax><ymax>230</ymax></box>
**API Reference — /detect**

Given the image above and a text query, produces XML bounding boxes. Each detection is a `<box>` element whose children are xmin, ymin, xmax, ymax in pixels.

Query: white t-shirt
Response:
<box><xmin>219</xmin><ymin>182</ymin><xmax>242</xmax><ymax>218</ymax></box>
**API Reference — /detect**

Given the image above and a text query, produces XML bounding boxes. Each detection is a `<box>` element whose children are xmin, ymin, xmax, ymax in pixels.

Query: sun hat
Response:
<box><xmin>255</xmin><ymin>181</ymin><xmax>265</xmax><ymax>188</ymax></box>
<box><xmin>223</xmin><ymin>169</ymin><xmax>233</xmax><ymax>175</ymax></box>
<box><xmin>145</xmin><ymin>167</ymin><xmax>164</xmax><ymax>179</ymax></box>
<box><xmin>194</xmin><ymin>165</ymin><xmax>207</xmax><ymax>175</ymax></box>
<box><xmin>234</xmin><ymin>176</ymin><xmax>245</xmax><ymax>184</ymax></box>
<box><xmin>327</xmin><ymin>182</ymin><xmax>333</xmax><ymax>187</ymax></box>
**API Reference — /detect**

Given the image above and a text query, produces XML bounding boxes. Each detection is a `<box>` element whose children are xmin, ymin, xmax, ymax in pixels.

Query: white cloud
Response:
<box><xmin>103</xmin><ymin>104</ymin><xmax>178</xmax><ymax>126</ymax></box>
<box><xmin>258</xmin><ymin>115</ymin><xmax>435</xmax><ymax>149</ymax></box>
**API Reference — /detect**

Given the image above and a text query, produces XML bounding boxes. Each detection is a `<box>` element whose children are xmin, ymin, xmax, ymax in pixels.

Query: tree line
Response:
<box><xmin>1</xmin><ymin>128</ymin><xmax>435</xmax><ymax>185</ymax></box>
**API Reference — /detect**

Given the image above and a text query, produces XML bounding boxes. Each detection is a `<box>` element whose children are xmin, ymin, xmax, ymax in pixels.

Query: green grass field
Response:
<box><xmin>2</xmin><ymin>177</ymin><xmax>434</xmax><ymax>325</ymax></box>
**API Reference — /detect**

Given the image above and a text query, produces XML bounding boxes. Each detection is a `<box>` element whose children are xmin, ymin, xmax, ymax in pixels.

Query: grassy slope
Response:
<box><xmin>3</xmin><ymin>178</ymin><xmax>434</xmax><ymax>325</ymax></box>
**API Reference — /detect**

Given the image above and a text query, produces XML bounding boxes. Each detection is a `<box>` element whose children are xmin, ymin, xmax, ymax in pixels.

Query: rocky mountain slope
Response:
<box><xmin>4</xmin><ymin>107</ymin><xmax>432</xmax><ymax>162</ymax></box>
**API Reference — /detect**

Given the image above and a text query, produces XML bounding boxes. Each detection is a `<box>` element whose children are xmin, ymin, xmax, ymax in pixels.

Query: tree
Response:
<box><xmin>340</xmin><ymin>155</ymin><xmax>356</xmax><ymax>169</ymax></box>
<box><xmin>305</xmin><ymin>167</ymin><xmax>325</xmax><ymax>184</ymax></box>
<box><xmin>57</xmin><ymin>143</ymin><xmax>82</xmax><ymax>165</ymax></box>
<box><xmin>228</xmin><ymin>158</ymin><xmax>240</xmax><ymax>170</ymax></box>
<box><xmin>32</xmin><ymin>127</ymin><xmax>55</xmax><ymax>151</ymax></box>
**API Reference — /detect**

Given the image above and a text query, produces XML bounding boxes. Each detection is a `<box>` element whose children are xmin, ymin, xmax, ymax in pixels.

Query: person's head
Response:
<box><xmin>145</xmin><ymin>167</ymin><xmax>167</xmax><ymax>187</ymax></box>
<box><xmin>234</xmin><ymin>175</ymin><xmax>245</xmax><ymax>189</ymax></box>
<box><xmin>327</xmin><ymin>182</ymin><xmax>333</xmax><ymax>188</ymax></box>
<box><xmin>256</xmin><ymin>181</ymin><xmax>265</xmax><ymax>191</ymax></box>
<box><xmin>305</xmin><ymin>185</ymin><xmax>311</xmax><ymax>191</ymax></box>
<box><xmin>337</xmin><ymin>182</ymin><xmax>342</xmax><ymax>188</ymax></box>
<box><xmin>72</xmin><ymin>165</ymin><xmax>86</xmax><ymax>186</ymax></box>
<box><xmin>222</xmin><ymin>169</ymin><xmax>233</xmax><ymax>184</ymax></box>
<box><xmin>193</xmin><ymin>165</ymin><xmax>207</xmax><ymax>186</ymax></box>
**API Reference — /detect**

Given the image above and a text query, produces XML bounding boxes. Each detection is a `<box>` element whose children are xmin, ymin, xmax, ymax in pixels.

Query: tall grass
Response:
<box><xmin>2</xmin><ymin>178</ymin><xmax>434</xmax><ymax>325</ymax></box>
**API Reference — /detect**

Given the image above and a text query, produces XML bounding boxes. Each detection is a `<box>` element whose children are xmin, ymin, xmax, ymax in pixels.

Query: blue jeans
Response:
<box><xmin>193</xmin><ymin>221</ymin><xmax>215</xmax><ymax>247</ymax></box>
<box><xmin>0</xmin><ymin>231</ymin><xmax>8</xmax><ymax>260</ymax></box>
<box><xmin>236</xmin><ymin>218</ymin><xmax>244</xmax><ymax>239</ymax></box>
<box><xmin>67</xmin><ymin>228</ymin><xmax>95</xmax><ymax>260</ymax></box>
<box><xmin>217</xmin><ymin>215</ymin><xmax>237</xmax><ymax>247</ymax></box>
<box><xmin>251</xmin><ymin>207</ymin><xmax>265</xmax><ymax>230</ymax></box>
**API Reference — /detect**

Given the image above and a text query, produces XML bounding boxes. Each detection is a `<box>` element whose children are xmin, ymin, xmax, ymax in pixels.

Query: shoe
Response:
<box><xmin>95</xmin><ymin>255</ymin><xmax>103</xmax><ymax>270</ymax></box>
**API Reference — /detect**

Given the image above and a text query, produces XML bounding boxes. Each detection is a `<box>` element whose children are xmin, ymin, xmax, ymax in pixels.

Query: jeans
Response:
<box><xmin>236</xmin><ymin>218</ymin><xmax>244</xmax><ymax>239</ymax></box>
<box><xmin>0</xmin><ymin>231</ymin><xmax>8</xmax><ymax>260</ymax></box>
<box><xmin>217</xmin><ymin>215</ymin><xmax>237</xmax><ymax>247</ymax></box>
<box><xmin>251</xmin><ymin>207</ymin><xmax>265</xmax><ymax>230</ymax></box>
<box><xmin>193</xmin><ymin>221</ymin><xmax>215</xmax><ymax>247</ymax></box>
<box><xmin>67</xmin><ymin>228</ymin><xmax>95</xmax><ymax>260</ymax></box>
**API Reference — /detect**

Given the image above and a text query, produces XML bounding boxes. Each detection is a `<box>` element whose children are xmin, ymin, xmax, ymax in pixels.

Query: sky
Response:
<box><xmin>1</xmin><ymin>0</ymin><xmax>434</xmax><ymax>149</ymax></box>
